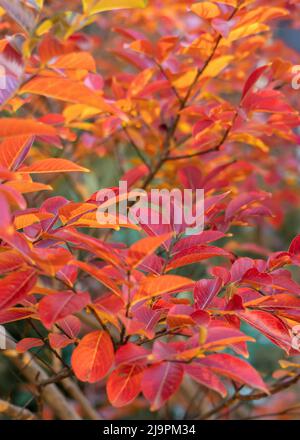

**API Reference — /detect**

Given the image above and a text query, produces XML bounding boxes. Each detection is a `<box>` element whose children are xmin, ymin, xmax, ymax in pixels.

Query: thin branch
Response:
<box><xmin>141</xmin><ymin>5</ymin><xmax>240</xmax><ymax>190</ymax></box>
<box><xmin>165</xmin><ymin>125</ymin><xmax>233</xmax><ymax>161</ymax></box>
<box><xmin>61</xmin><ymin>377</ymin><xmax>102</xmax><ymax>420</ymax></box>
<box><xmin>245</xmin><ymin>405</ymin><xmax>300</xmax><ymax>420</ymax></box>
<box><xmin>154</xmin><ymin>60</ymin><xmax>184</xmax><ymax>105</ymax></box>
<box><xmin>3</xmin><ymin>332</ymin><xmax>81</xmax><ymax>420</ymax></box>
<box><xmin>0</xmin><ymin>399</ymin><xmax>37</xmax><ymax>420</ymax></box>
<box><xmin>38</xmin><ymin>368</ymin><xmax>72</xmax><ymax>387</ymax></box>
<box><xmin>123</xmin><ymin>127</ymin><xmax>152</xmax><ymax>171</ymax></box>
<box><xmin>199</xmin><ymin>372</ymin><xmax>300</xmax><ymax>420</ymax></box>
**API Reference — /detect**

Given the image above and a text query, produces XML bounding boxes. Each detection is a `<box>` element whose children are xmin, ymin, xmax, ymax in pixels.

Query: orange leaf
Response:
<box><xmin>0</xmin><ymin>119</ymin><xmax>56</xmax><ymax>138</ymax></box>
<box><xmin>14</xmin><ymin>212</ymin><xmax>54</xmax><ymax>230</ymax></box>
<box><xmin>5</xmin><ymin>180</ymin><xmax>52</xmax><ymax>194</ymax></box>
<box><xmin>191</xmin><ymin>2</ymin><xmax>221</xmax><ymax>20</ymax></box>
<box><xmin>134</xmin><ymin>275</ymin><xmax>194</xmax><ymax>303</ymax></box>
<box><xmin>19</xmin><ymin>158</ymin><xmax>89</xmax><ymax>174</ymax></box>
<box><xmin>20</xmin><ymin>77</ymin><xmax>114</xmax><ymax>113</ymax></box>
<box><xmin>49</xmin><ymin>52</ymin><xmax>96</xmax><ymax>72</ymax></box>
<box><xmin>127</xmin><ymin>233</ymin><xmax>172</xmax><ymax>268</ymax></box>
<box><xmin>0</xmin><ymin>135</ymin><xmax>33</xmax><ymax>170</ymax></box>
<box><xmin>71</xmin><ymin>330</ymin><xmax>114</xmax><ymax>382</ymax></box>
<box><xmin>106</xmin><ymin>364</ymin><xmax>144</xmax><ymax>407</ymax></box>
<box><xmin>74</xmin><ymin>260</ymin><xmax>122</xmax><ymax>297</ymax></box>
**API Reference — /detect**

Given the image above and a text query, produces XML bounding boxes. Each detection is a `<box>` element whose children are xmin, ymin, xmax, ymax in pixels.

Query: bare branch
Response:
<box><xmin>0</xmin><ymin>398</ymin><xmax>37</xmax><ymax>420</ymax></box>
<box><xmin>3</xmin><ymin>333</ymin><xmax>81</xmax><ymax>420</ymax></box>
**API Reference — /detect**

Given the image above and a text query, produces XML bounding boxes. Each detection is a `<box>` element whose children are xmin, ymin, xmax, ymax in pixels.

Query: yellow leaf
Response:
<box><xmin>129</xmin><ymin>68</ymin><xmax>154</xmax><ymax>97</ymax></box>
<box><xmin>63</xmin><ymin>104</ymin><xmax>101</xmax><ymax>123</ymax></box>
<box><xmin>59</xmin><ymin>202</ymin><xmax>96</xmax><ymax>225</ymax></box>
<box><xmin>36</xmin><ymin>19</ymin><xmax>53</xmax><ymax>36</ymax></box>
<box><xmin>239</xmin><ymin>7</ymin><xmax>288</xmax><ymax>28</ymax></box>
<box><xmin>172</xmin><ymin>68</ymin><xmax>198</xmax><ymax>89</ymax></box>
<box><xmin>203</xmin><ymin>55</ymin><xmax>233</xmax><ymax>78</ymax></box>
<box><xmin>279</xmin><ymin>360</ymin><xmax>300</xmax><ymax>369</ymax></box>
<box><xmin>199</xmin><ymin>326</ymin><xmax>208</xmax><ymax>345</ymax></box>
<box><xmin>226</xmin><ymin>23</ymin><xmax>269</xmax><ymax>43</ymax></box>
<box><xmin>182</xmin><ymin>33</ymin><xmax>215</xmax><ymax>58</ymax></box>
<box><xmin>230</xmin><ymin>133</ymin><xmax>269</xmax><ymax>153</ymax></box>
<box><xmin>191</xmin><ymin>2</ymin><xmax>221</xmax><ymax>20</ymax></box>
<box><xmin>83</xmin><ymin>0</ymin><xmax>147</xmax><ymax>15</ymax></box>
<box><xmin>14</xmin><ymin>212</ymin><xmax>53</xmax><ymax>230</ymax></box>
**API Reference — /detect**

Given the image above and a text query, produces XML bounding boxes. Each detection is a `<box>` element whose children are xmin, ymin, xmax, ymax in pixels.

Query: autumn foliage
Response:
<box><xmin>1</xmin><ymin>0</ymin><xmax>300</xmax><ymax>421</ymax></box>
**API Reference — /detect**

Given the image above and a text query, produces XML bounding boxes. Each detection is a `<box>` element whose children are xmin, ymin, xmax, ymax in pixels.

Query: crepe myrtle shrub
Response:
<box><xmin>0</xmin><ymin>0</ymin><xmax>300</xmax><ymax>420</ymax></box>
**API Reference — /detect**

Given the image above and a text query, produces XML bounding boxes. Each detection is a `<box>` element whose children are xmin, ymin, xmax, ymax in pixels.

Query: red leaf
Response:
<box><xmin>0</xmin><ymin>250</ymin><xmax>25</xmax><ymax>274</ymax></box>
<box><xmin>71</xmin><ymin>330</ymin><xmax>114</xmax><ymax>383</ymax></box>
<box><xmin>49</xmin><ymin>333</ymin><xmax>75</xmax><ymax>350</ymax></box>
<box><xmin>16</xmin><ymin>338</ymin><xmax>44</xmax><ymax>353</ymax></box>
<box><xmin>289</xmin><ymin>235</ymin><xmax>300</xmax><ymax>256</ymax></box>
<box><xmin>199</xmin><ymin>353</ymin><xmax>268</xmax><ymax>393</ymax></box>
<box><xmin>172</xmin><ymin>231</ymin><xmax>226</xmax><ymax>254</ymax></box>
<box><xmin>38</xmin><ymin>291</ymin><xmax>90</xmax><ymax>329</ymax></box>
<box><xmin>115</xmin><ymin>343</ymin><xmax>149</xmax><ymax>366</ymax></box>
<box><xmin>142</xmin><ymin>362</ymin><xmax>184</xmax><ymax>411</ymax></box>
<box><xmin>57</xmin><ymin>315</ymin><xmax>81</xmax><ymax>338</ymax></box>
<box><xmin>225</xmin><ymin>192</ymin><xmax>269</xmax><ymax>222</ymax></box>
<box><xmin>242</xmin><ymin>90</ymin><xmax>295</xmax><ymax>114</ymax></box>
<box><xmin>202</xmin><ymin>325</ymin><xmax>255</xmax><ymax>350</ymax></box>
<box><xmin>0</xmin><ymin>308</ymin><xmax>34</xmax><ymax>324</ymax></box>
<box><xmin>166</xmin><ymin>245</ymin><xmax>231</xmax><ymax>271</ymax></box>
<box><xmin>242</xmin><ymin>65</ymin><xmax>268</xmax><ymax>100</ymax></box>
<box><xmin>0</xmin><ymin>270</ymin><xmax>36</xmax><ymax>311</ymax></box>
<box><xmin>185</xmin><ymin>364</ymin><xmax>227</xmax><ymax>397</ymax></box>
<box><xmin>167</xmin><ymin>305</ymin><xmax>195</xmax><ymax>329</ymax></box>
<box><xmin>194</xmin><ymin>278</ymin><xmax>223</xmax><ymax>309</ymax></box>
<box><xmin>237</xmin><ymin>310</ymin><xmax>291</xmax><ymax>352</ymax></box>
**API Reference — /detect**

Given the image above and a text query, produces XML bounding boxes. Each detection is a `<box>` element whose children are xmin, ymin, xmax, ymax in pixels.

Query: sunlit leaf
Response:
<box><xmin>83</xmin><ymin>0</ymin><xmax>148</xmax><ymax>15</ymax></box>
